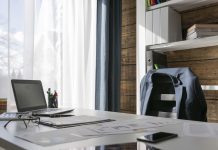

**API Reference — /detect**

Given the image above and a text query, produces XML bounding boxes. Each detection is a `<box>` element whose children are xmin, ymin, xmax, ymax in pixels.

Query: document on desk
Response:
<box><xmin>183</xmin><ymin>122</ymin><xmax>218</xmax><ymax>138</ymax></box>
<box><xmin>84</xmin><ymin>118</ymin><xmax>178</xmax><ymax>136</ymax></box>
<box><xmin>16</xmin><ymin>117</ymin><xmax>178</xmax><ymax>146</ymax></box>
<box><xmin>16</xmin><ymin>115</ymin><xmax>115</xmax><ymax>146</ymax></box>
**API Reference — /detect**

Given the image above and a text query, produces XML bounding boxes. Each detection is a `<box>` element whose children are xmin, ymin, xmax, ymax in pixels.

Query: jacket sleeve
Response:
<box><xmin>140</xmin><ymin>75</ymin><xmax>148</xmax><ymax>114</ymax></box>
<box><xmin>140</xmin><ymin>70</ymin><xmax>154</xmax><ymax>115</ymax></box>
<box><xmin>193</xmin><ymin>77</ymin><xmax>207</xmax><ymax>122</ymax></box>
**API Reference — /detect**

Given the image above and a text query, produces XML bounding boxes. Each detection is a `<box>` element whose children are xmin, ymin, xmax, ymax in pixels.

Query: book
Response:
<box><xmin>147</xmin><ymin>0</ymin><xmax>151</xmax><ymax>7</ymax></box>
<box><xmin>186</xmin><ymin>31</ymin><xmax>218</xmax><ymax>40</ymax></box>
<box><xmin>187</xmin><ymin>27</ymin><xmax>218</xmax><ymax>36</ymax></box>
<box><xmin>151</xmin><ymin>0</ymin><xmax>156</xmax><ymax>6</ymax></box>
<box><xmin>147</xmin><ymin>0</ymin><xmax>168</xmax><ymax>7</ymax></box>
<box><xmin>187</xmin><ymin>24</ymin><xmax>218</xmax><ymax>33</ymax></box>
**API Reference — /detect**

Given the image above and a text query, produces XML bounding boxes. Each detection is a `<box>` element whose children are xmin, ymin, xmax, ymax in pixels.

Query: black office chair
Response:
<box><xmin>140</xmin><ymin>67</ymin><xmax>207</xmax><ymax>121</ymax></box>
<box><xmin>146</xmin><ymin>73</ymin><xmax>177</xmax><ymax>118</ymax></box>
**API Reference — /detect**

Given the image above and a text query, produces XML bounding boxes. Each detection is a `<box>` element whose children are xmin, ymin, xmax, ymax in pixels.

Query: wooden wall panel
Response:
<box><xmin>122</xmin><ymin>8</ymin><xmax>136</xmax><ymax>27</ymax></box>
<box><xmin>207</xmin><ymin>100</ymin><xmax>218</xmax><ymax>123</ymax></box>
<box><xmin>122</xmin><ymin>24</ymin><xmax>136</xmax><ymax>36</ymax></box>
<box><xmin>168</xmin><ymin>59</ymin><xmax>218</xmax><ymax>80</ymax></box>
<box><xmin>167</xmin><ymin>47</ymin><xmax>218</xmax><ymax>81</ymax></box>
<box><xmin>120</xmin><ymin>0</ymin><xmax>136</xmax><ymax>114</ymax></box>
<box><xmin>201</xmin><ymin>80</ymin><xmax>218</xmax><ymax>85</ymax></box>
<box><xmin>122</xmin><ymin>0</ymin><xmax>136</xmax><ymax>11</ymax></box>
<box><xmin>122</xmin><ymin>33</ymin><xmax>136</xmax><ymax>49</ymax></box>
<box><xmin>204</xmin><ymin>91</ymin><xmax>218</xmax><ymax>100</ymax></box>
<box><xmin>120</xmin><ymin>81</ymin><xmax>136</xmax><ymax>96</ymax></box>
<box><xmin>120</xmin><ymin>95</ymin><xmax>136</xmax><ymax>113</ymax></box>
<box><xmin>167</xmin><ymin>46</ymin><xmax>218</xmax><ymax>62</ymax></box>
<box><xmin>121</xmin><ymin>47</ymin><xmax>136</xmax><ymax>65</ymax></box>
<box><xmin>121</xmin><ymin>65</ymin><xmax>136</xmax><ymax>80</ymax></box>
<box><xmin>182</xmin><ymin>4</ymin><xmax>218</xmax><ymax>30</ymax></box>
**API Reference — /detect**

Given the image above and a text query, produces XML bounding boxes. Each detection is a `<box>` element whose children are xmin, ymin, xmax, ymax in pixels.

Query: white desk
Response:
<box><xmin>0</xmin><ymin>109</ymin><xmax>217</xmax><ymax>150</ymax></box>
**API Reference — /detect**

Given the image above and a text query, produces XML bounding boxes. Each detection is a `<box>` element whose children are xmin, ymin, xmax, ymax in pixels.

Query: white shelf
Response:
<box><xmin>147</xmin><ymin>36</ymin><xmax>218</xmax><ymax>53</ymax></box>
<box><xmin>147</xmin><ymin>0</ymin><xmax>218</xmax><ymax>12</ymax></box>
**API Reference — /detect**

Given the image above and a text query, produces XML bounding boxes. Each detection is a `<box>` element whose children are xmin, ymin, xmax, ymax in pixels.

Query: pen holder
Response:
<box><xmin>47</xmin><ymin>88</ymin><xmax>58</xmax><ymax>108</ymax></box>
<box><xmin>48</xmin><ymin>95</ymin><xmax>58</xmax><ymax>108</ymax></box>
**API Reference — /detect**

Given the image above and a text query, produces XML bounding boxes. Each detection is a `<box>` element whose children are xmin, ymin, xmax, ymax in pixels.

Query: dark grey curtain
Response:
<box><xmin>95</xmin><ymin>0</ymin><xmax>121</xmax><ymax>111</ymax></box>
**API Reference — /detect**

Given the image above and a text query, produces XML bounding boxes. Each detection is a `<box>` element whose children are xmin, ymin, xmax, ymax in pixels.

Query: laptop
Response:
<box><xmin>11</xmin><ymin>79</ymin><xmax>74</xmax><ymax>116</ymax></box>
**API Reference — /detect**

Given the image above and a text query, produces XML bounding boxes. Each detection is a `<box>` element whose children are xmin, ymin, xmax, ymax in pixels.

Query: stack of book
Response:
<box><xmin>146</xmin><ymin>0</ymin><xmax>169</xmax><ymax>7</ymax></box>
<box><xmin>186</xmin><ymin>24</ymin><xmax>218</xmax><ymax>40</ymax></box>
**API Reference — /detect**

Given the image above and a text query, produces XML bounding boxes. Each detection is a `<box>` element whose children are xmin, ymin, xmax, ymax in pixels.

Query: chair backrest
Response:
<box><xmin>141</xmin><ymin>67</ymin><xmax>207</xmax><ymax>122</ymax></box>
<box><xmin>146</xmin><ymin>73</ymin><xmax>177</xmax><ymax>118</ymax></box>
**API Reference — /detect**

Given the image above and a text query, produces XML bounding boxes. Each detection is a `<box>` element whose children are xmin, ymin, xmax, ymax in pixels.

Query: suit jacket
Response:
<box><xmin>140</xmin><ymin>67</ymin><xmax>207</xmax><ymax>121</ymax></box>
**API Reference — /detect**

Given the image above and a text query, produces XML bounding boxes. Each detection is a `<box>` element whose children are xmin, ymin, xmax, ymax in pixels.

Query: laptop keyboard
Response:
<box><xmin>34</xmin><ymin>108</ymin><xmax>59</xmax><ymax>113</ymax></box>
<box><xmin>46</xmin><ymin>108</ymin><xmax>59</xmax><ymax>112</ymax></box>
<box><xmin>32</xmin><ymin>108</ymin><xmax>74</xmax><ymax>116</ymax></box>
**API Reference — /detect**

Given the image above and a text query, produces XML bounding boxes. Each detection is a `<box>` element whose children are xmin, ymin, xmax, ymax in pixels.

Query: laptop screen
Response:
<box><xmin>11</xmin><ymin>80</ymin><xmax>47</xmax><ymax>112</ymax></box>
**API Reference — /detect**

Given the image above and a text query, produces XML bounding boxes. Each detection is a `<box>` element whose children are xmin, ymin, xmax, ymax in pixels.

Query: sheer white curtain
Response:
<box><xmin>0</xmin><ymin>0</ymin><xmax>35</xmax><ymax>110</ymax></box>
<box><xmin>34</xmin><ymin>0</ymin><xmax>97</xmax><ymax>109</ymax></box>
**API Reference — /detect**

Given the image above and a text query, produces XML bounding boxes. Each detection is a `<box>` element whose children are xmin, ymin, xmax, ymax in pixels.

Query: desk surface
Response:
<box><xmin>0</xmin><ymin>109</ymin><xmax>218</xmax><ymax>150</ymax></box>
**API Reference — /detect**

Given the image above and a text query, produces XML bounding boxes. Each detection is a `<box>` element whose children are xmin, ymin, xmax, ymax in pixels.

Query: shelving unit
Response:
<box><xmin>143</xmin><ymin>0</ymin><xmax>218</xmax><ymax>122</ymax></box>
<box><xmin>147</xmin><ymin>35</ymin><xmax>218</xmax><ymax>53</ymax></box>
<box><xmin>147</xmin><ymin>0</ymin><xmax>218</xmax><ymax>12</ymax></box>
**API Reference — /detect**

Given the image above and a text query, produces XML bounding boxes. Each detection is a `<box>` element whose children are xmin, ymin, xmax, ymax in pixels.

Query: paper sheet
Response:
<box><xmin>183</xmin><ymin>122</ymin><xmax>218</xmax><ymax>138</ymax></box>
<box><xmin>84</xmin><ymin>118</ymin><xmax>177</xmax><ymax>135</ymax></box>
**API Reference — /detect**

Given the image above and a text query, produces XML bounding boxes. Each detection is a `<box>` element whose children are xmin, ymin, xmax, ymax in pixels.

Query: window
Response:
<box><xmin>0</xmin><ymin>0</ymin><xmax>32</xmax><ymax>105</ymax></box>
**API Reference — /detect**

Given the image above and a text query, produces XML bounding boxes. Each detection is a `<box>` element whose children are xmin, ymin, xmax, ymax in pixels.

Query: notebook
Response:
<box><xmin>11</xmin><ymin>79</ymin><xmax>73</xmax><ymax>116</ymax></box>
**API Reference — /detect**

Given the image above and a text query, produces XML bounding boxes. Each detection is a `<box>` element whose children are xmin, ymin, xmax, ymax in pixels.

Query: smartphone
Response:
<box><xmin>137</xmin><ymin>132</ymin><xmax>178</xmax><ymax>143</ymax></box>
